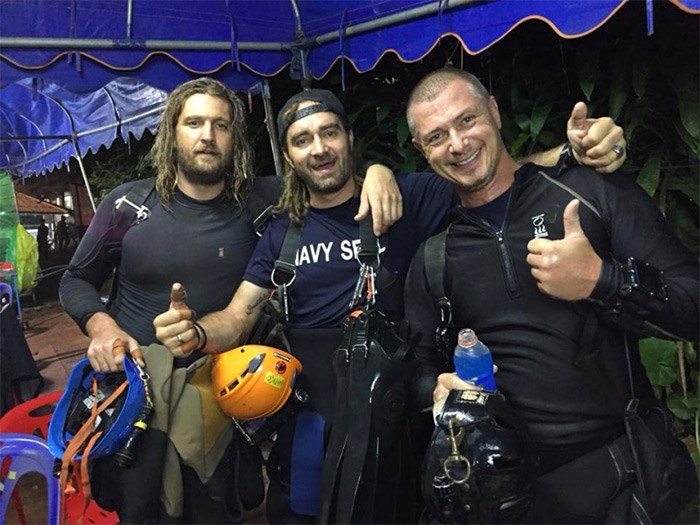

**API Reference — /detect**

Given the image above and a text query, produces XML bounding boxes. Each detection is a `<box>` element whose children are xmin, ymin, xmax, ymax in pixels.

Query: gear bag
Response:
<box><xmin>423</xmin><ymin>389</ymin><xmax>538</xmax><ymax>524</ymax></box>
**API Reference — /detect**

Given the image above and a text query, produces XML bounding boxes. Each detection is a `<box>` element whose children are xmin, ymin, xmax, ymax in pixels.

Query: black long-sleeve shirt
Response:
<box><xmin>60</xmin><ymin>177</ymin><xmax>281</xmax><ymax>345</ymax></box>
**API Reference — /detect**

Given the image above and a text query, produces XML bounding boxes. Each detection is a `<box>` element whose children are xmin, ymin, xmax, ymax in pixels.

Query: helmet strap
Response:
<box><xmin>58</xmin><ymin>377</ymin><xmax>128</xmax><ymax>523</ymax></box>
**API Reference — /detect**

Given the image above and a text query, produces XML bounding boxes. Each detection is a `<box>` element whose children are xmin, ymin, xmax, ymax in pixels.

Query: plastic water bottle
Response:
<box><xmin>453</xmin><ymin>328</ymin><xmax>496</xmax><ymax>391</ymax></box>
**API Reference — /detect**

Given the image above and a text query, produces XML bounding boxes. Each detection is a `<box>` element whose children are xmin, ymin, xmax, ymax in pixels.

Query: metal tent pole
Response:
<box><xmin>70</xmin><ymin>138</ymin><xmax>96</xmax><ymax>212</ymax></box>
<box><xmin>260</xmin><ymin>81</ymin><xmax>285</xmax><ymax>177</ymax></box>
<box><xmin>0</xmin><ymin>0</ymin><xmax>480</xmax><ymax>51</ymax></box>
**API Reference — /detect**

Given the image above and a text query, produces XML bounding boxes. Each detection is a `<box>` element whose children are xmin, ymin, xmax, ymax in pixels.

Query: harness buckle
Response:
<box><xmin>115</xmin><ymin>196</ymin><xmax>150</xmax><ymax>223</ymax></box>
<box><xmin>437</xmin><ymin>297</ymin><xmax>452</xmax><ymax>326</ymax></box>
<box><xmin>272</xmin><ymin>260</ymin><xmax>296</xmax><ymax>288</ymax></box>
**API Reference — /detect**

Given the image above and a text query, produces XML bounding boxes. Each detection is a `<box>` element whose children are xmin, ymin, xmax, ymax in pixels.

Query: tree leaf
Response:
<box><xmin>632</xmin><ymin>56</ymin><xmax>651</xmax><ymax>99</ymax></box>
<box><xmin>639</xmin><ymin>337</ymin><xmax>678</xmax><ymax>387</ymax></box>
<box><xmin>666</xmin><ymin>391</ymin><xmax>697</xmax><ymax>420</ymax></box>
<box><xmin>536</xmin><ymin>130</ymin><xmax>562</xmax><ymax>149</ymax></box>
<box><xmin>576</xmin><ymin>52</ymin><xmax>598</xmax><ymax>101</ymax></box>
<box><xmin>396</xmin><ymin>115</ymin><xmax>410</xmax><ymax>147</ymax></box>
<box><xmin>678</xmin><ymin>97</ymin><xmax>699</xmax><ymax>140</ymax></box>
<box><xmin>530</xmin><ymin>103</ymin><xmax>552</xmax><ymax>138</ymax></box>
<box><xmin>376</xmin><ymin>106</ymin><xmax>391</xmax><ymax>125</ymax></box>
<box><xmin>636</xmin><ymin>154</ymin><xmax>662</xmax><ymax>197</ymax></box>
<box><xmin>513</xmin><ymin>112</ymin><xmax>530</xmax><ymax>133</ymax></box>
<box><xmin>683</xmin><ymin>341</ymin><xmax>697</xmax><ymax>363</ymax></box>
<box><xmin>667</xmin><ymin>172</ymin><xmax>700</xmax><ymax>207</ymax></box>
<box><xmin>673</xmin><ymin>119</ymin><xmax>700</xmax><ymax>158</ymax></box>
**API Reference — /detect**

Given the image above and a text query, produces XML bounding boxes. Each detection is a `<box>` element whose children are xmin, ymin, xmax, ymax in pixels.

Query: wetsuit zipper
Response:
<box><xmin>495</xmin><ymin>229</ymin><xmax>519</xmax><ymax>296</ymax></box>
<box><xmin>457</xmin><ymin>186</ymin><xmax>520</xmax><ymax>297</ymax></box>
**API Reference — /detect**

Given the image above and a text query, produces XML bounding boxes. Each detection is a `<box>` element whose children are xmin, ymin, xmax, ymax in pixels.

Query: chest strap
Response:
<box><xmin>423</xmin><ymin>229</ymin><xmax>454</xmax><ymax>365</ymax></box>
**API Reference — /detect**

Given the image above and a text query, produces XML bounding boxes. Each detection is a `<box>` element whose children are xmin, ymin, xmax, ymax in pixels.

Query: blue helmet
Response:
<box><xmin>48</xmin><ymin>356</ymin><xmax>147</xmax><ymax>460</ymax></box>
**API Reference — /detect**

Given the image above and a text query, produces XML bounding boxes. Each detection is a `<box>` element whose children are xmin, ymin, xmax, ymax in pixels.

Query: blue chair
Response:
<box><xmin>0</xmin><ymin>281</ymin><xmax>12</xmax><ymax>308</ymax></box>
<box><xmin>0</xmin><ymin>433</ymin><xmax>60</xmax><ymax>525</ymax></box>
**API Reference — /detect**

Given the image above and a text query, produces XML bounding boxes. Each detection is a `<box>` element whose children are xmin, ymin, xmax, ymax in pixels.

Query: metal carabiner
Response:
<box><xmin>349</xmin><ymin>264</ymin><xmax>369</xmax><ymax>309</ymax></box>
<box><xmin>443</xmin><ymin>418</ymin><xmax>471</xmax><ymax>484</ymax></box>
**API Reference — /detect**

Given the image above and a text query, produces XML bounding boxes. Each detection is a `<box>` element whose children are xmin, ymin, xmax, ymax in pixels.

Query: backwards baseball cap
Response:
<box><xmin>277</xmin><ymin>89</ymin><xmax>348</xmax><ymax>143</ymax></box>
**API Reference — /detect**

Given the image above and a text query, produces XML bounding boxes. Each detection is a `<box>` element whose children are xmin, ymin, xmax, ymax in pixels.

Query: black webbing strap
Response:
<box><xmin>272</xmin><ymin>221</ymin><xmax>301</xmax><ymax>286</ymax></box>
<box><xmin>334</xmin><ymin>315</ymin><xmax>374</xmax><ymax>523</ymax></box>
<box><xmin>424</xmin><ymin>230</ymin><xmax>453</xmax><ymax>328</ymax></box>
<box><xmin>357</xmin><ymin>216</ymin><xmax>380</xmax><ymax>270</ymax></box>
<box><xmin>112</xmin><ymin>178</ymin><xmax>155</xmax><ymax>228</ymax></box>
<box><xmin>105</xmin><ymin>178</ymin><xmax>156</xmax><ymax>307</ymax></box>
<box><xmin>271</xmin><ymin>221</ymin><xmax>302</xmax><ymax>322</ymax></box>
<box><xmin>318</xmin><ymin>328</ymin><xmax>352</xmax><ymax>523</ymax></box>
<box><xmin>248</xmin><ymin>176</ymin><xmax>283</xmax><ymax>236</ymax></box>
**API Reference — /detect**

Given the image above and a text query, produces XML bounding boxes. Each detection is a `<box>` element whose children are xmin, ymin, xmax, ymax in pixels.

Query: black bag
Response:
<box><xmin>620</xmin><ymin>402</ymin><xmax>699</xmax><ymax>524</ymax></box>
<box><xmin>530</xmin><ymin>402</ymin><xmax>697</xmax><ymax>524</ymax></box>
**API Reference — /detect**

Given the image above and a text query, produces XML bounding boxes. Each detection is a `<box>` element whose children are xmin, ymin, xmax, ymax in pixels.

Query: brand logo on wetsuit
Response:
<box><xmin>531</xmin><ymin>213</ymin><xmax>548</xmax><ymax>238</ymax></box>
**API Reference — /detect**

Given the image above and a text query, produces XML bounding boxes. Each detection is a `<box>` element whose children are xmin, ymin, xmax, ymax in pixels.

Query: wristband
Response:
<box><xmin>192</xmin><ymin>321</ymin><xmax>208</xmax><ymax>352</ymax></box>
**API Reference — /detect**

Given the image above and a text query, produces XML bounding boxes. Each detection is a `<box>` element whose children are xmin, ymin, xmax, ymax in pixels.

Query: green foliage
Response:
<box><xmin>640</xmin><ymin>338</ymin><xmax>678</xmax><ymax>390</ymax></box>
<box><xmin>87</xmin><ymin>134</ymin><xmax>156</xmax><ymax>203</ymax></box>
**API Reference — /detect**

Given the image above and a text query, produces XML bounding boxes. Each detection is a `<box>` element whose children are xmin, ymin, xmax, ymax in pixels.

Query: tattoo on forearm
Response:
<box><xmin>246</xmin><ymin>292</ymin><xmax>268</xmax><ymax>315</ymax></box>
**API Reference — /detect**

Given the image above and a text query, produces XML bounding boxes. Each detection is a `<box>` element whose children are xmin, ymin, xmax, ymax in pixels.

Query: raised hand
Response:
<box><xmin>568</xmin><ymin>102</ymin><xmax>626</xmax><ymax>173</ymax></box>
<box><xmin>153</xmin><ymin>283</ymin><xmax>198</xmax><ymax>358</ymax></box>
<box><xmin>526</xmin><ymin>199</ymin><xmax>602</xmax><ymax>301</ymax></box>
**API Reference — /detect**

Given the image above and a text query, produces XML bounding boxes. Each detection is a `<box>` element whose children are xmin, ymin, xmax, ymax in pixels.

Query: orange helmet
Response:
<box><xmin>211</xmin><ymin>345</ymin><xmax>302</xmax><ymax>420</ymax></box>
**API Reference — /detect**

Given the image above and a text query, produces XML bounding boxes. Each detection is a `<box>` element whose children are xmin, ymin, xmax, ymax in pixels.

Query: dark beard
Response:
<box><xmin>176</xmin><ymin>149</ymin><xmax>232</xmax><ymax>186</ymax></box>
<box><xmin>295</xmin><ymin>154</ymin><xmax>354</xmax><ymax>195</ymax></box>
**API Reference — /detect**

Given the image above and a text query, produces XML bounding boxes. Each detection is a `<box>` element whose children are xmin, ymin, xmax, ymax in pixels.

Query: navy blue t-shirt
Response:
<box><xmin>243</xmin><ymin>172</ymin><xmax>455</xmax><ymax>328</ymax></box>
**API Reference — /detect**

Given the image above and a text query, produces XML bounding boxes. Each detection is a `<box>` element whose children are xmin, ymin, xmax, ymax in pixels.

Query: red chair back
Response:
<box><xmin>0</xmin><ymin>390</ymin><xmax>62</xmax><ymax>438</ymax></box>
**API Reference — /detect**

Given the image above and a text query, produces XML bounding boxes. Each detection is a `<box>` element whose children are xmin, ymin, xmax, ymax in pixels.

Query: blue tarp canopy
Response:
<box><xmin>1</xmin><ymin>0</ymin><xmax>699</xmax><ymax>178</ymax></box>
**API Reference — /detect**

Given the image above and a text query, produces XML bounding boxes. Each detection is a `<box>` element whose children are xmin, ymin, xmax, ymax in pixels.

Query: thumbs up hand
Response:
<box><xmin>526</xmin><ymin>200</ymin><xmax>602</xmax><ymax>301</ymax></box>
<box><xmin>153</xmin><ymin>283</ymin><xmax>198</xmax><ymax>357</ymax></box>
<box><xmin>567</xmin><ymin>102</ymin><xmax>626</xmax><ymax>173</ymax></box>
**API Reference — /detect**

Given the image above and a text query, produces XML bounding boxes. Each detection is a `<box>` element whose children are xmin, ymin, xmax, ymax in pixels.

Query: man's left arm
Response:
<box><xmin>527</xmin><ymin>182</ymin><xmax>699</xmax><ymax>341</ymax></box>
<box><xmin>521</xmin><ymin>102</ymin><xmax>627</xmax><ymax>173</ymax></box>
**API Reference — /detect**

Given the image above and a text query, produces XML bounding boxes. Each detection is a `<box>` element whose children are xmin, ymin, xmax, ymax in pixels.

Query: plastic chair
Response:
<box><xmin>0</xmin><ymin>263</ymin><xmax>22</xmax><ymax>325</ymax></box>
<box><xmin>0</xmin><ymin>433</ymin><xmax>61</xmax><ymax>525</ymax></box>
<box><xmin>0</xmin><ymin>392</ymin><xmax>119</xmax><ymax>524</ymax></box>
<box><xmin>0</xmin><ymin>281</ymin><xmax>12</xmax><ymax>306</ymax></box>
<box><xmin>0</xmin><ymin>390</ymin><xmax>62</xmax><ymax>439</ymax></box>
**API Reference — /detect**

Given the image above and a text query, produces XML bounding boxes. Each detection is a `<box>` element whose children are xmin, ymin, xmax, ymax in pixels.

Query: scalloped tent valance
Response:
<box><xmin>1</xmin><ymin>0</ymin><xmax>698</xmax><ymax>180</ymax></box>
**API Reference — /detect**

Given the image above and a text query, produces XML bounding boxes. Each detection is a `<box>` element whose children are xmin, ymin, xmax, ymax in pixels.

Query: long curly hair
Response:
<box><xmin>275</xmin><ymin>100</ymin><xmax>362</xmax><ymax>225</ymax></box>
<box><xmin>152</xmin><ymin>77</ymin><xmax>254</xmax><ymax>206</ymax></box>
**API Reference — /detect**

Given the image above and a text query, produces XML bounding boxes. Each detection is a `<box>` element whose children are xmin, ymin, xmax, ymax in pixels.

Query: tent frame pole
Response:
<box><xmin>0</xmin><ymin>0</ymin><xmax>479</xmax><ymax>52</ymax></box>
<box><xmin>260</xmin><ymin>81</ymin><xmax>285</xmax><ymax>177</ymax></box>
<box><xmin>70</xmin><ymin>139</ymin><xmax>96</xmax><ymax>213</ymax></box>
